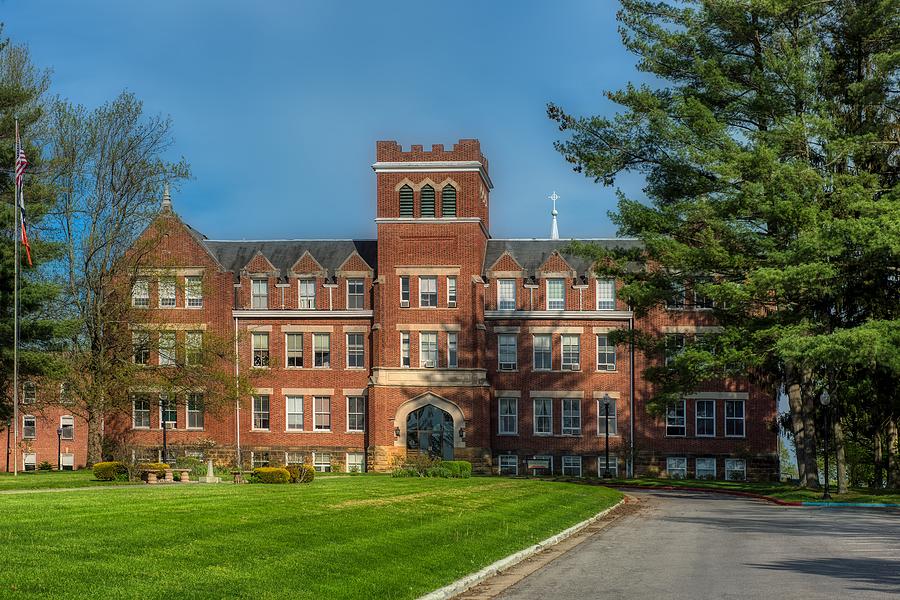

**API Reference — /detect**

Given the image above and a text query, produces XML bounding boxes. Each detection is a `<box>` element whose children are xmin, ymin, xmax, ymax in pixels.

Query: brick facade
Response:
<box><xmin>4</xmin><ymin>139</ymin><xmax>778</xmax><ymax>480</ymax></box>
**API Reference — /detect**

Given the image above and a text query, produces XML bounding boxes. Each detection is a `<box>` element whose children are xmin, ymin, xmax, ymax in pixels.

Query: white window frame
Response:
<box><xmin>665</xmin><ymin>333</ymin><xmax>685</xmax><ymax>366</ymax></box>
<box><xmin>346</xmin><ymin>396</ymin><xmax>365</xmax><ymax>433</ymax></box>
<box><xmin>696</xmin><ymin>457</ymin><xmax>717</xmax><ymax>480</ymax></box>
<box><xmin>562</xmin><ymin>398</ymin><xmax>581</xmax><ymax>435</ymax></box>
<box><xmin>285</xmin><ymin>451</ymin><xmax>304</xmax><ymax>465</ymax></box>
<box><xmin>596</xmin><ymin>279</ymin><xmax>616</xmax><ymax>310</ymax></box>
<box><xmin>725</xmin><ymin>400</ymin><xmax>746</xmax><ymax>437</ymax></box>
<box><xmin>132</xmin><ymin>396</ymin><xmax>150</xmax><ymax>429</ymax></box>
<box><xmin>419</xmin><ymin>332</ymin><xmax>437</xmax><ymax>368</ymax></box>
<box><xmin>597</xmin><ymin>398</ymin><xmax>618</xmax><ymax>436</ymax></box>
<box><xmin>400</xmin><ymin>332</ymin><xmax>410</xmax><ymax>368</ymax></box>
<box><xmin>252</xmin><ymin>332</ymin><xmax>270</xmax><ymax>368</ymax></box>
<box><xmin>187</xmin><ymin>394</ymin><xmax>204</xmax><ymax>429</ymax></box>
<box><xmin>546</xmin><ymin>278</ymin><xmax>565</xmax><ymax>310</ymax></box>
<box><xmin>447</xmin><ymin>332</ymin><xmax>458</xmax><ymax>368</ymax></box>
<box><xmin>533</xmin><ymin>397</ymin><xmax>552</xmax><ymax>436</ymax></box>
<box><xmin>158</xmin><ymin>331</ymin><xmax>176</xmax><ymax>366</ymax></box>
<box><xmin>60</xmin><ymin>453</ymin><xmax>75</xmax><ymax>471</ymax></box>
<box><xmin>419</xmin><ymin>276</ymin><xmax>438</xmax><ymax>307</ymax></box>
<box><xmin>666</xmin><ymin>401</ymin><xmax>686</xmax><ymax>437</ymax></box>
<box><xmin>667</xmin><ymin>456</ymin><xmax>687</xmax><ymax>479</ymax></box>
<box><xmin>313</xmin><ymin>333</ymin><xmax>330</xmax><ymax>368</ymax></box>
<box><xmin>132</xmin><ymin>278</ymin><xmax>150</xmax><ymax>308</ymax></box>
<box><xmin>598</xmin><ymin>456</ymin><xmax>619</xmax><ymax>477</ymax></box>
<box><xmin>313</xmin><ymin>452</ymin><xmax>332</xmax><ymax>473</ymax></box>
<box><xmin>22</xmin><ymin>381</ymin><xmax>36</xmax><ymax>405</ymax></box>
<box><xmin>498</xmin><ymin>279</ymin><xmax>516</xmax><ymax>310</ymax></box>
<box><xmin>185</xmin><ymin>276</ymin><xmax>203</xmax><ymax>308</ymax></box>
<box><xmin>498</xmin><ymin>454</ymin><xmax>518</xmax><ymax>476</ymax></box>
<box><xmin>299</xmin><ymin>278</ymin><xmax>316</xmax><ymax>310</ymax></box>
<box><xmin>23</xmin><ymin>453</ymin><xmax>36</xmax><ymax>471</ymax></box>
<box><xmin>561</xmin><ymin>334</ymin><xmax>580</xmax><ymax>371</ymax></box>
<box><xmin>252</xmin><ymin>395</ymin><xmax>270</xmax><ymax>431</ymax></box>
<box><xmin>667</xmin><ymin>282</ymin><xmax>686</xmax><ymax>310</ymax></box>
<box><xmin>498</xmin><ymin>334</ymin><xmax>517</xmax><ymax>371</ymax></box>
<box><xmin>286</xmin><ymin>395</ymin><xmax>304</xmax><ymax>431</ymax></box>
<box><xmin>533</xmin><ymin>334</ymin><xmax>552</xmax><ymax>370</ymax></box>
<box><xmin>133</xmin><ymin>331</ymin><xmax>150</xmax><ymax>365</ymax></box>
<box><xmin>22</xmin><ymin>414</ymin><xmax>36</xmax><ymax>440</ymax></box>
<box><xmin>562</xmin><ymin>455</ymin><xmax>583</xmax><ymax>477</ymax></box>
<box><xmin>185</xmin><ymin>331</ymin><xmax>203</xmax><ymax>365</ymax></box>
<box><xmin>447</xmin><ymin>276</ymin><xmax>457</xmax><ymax>308</ymax></box>
<box><xmin>696</xmin><ymin>400</ymin><xmax>716</xmax><ymax>437</ymax></box>
<box><xmin>313</xmin><ymin>396</ymin><xmax>332</xmax><ymax>431</ymax></box>
<box><xmin>347</xmin><ymin>278</ymin><xmax>365</xmax><ymax>310</ymax></box>
<box><xmin>346</xmin><ymin>452</ymin><xmax>365</xmax><ymax>473</ymax></box>
<box><xmin>158</xmin><ymin>276</ymin><xmax>176</xmax><ymax>308</ymax></box>
<box><xmin>250</xmin><ymin>451</ymin><xmax>270</xmax><ymax>468</ymax></box>
<box><xmin>285</xmin><ymin>333</ymin><xmax>303</xmax><ymax>368</ymax></box>
<box><xmin>596</xmin><ymin>334</ymin><xmax>616</xmax><ymax>371</ymax></box>
<box><xmin>498</xmin><ymin>397</ymin><xmax>518</xmax><ymax>435</ymax></box>
<box><xmin>400</xmin><ymin>276</ymin><xmax>410</xmax><ymax>307</ymax></box>
<box><xmin>159</xmin><ymin>395</ymin><xmax>177</xmax><ymax>429</ymax></box>
<box><xmin>346</xmin><ymin>333</ymin><xmax>365</xmax><ymax>369</ymax></box>
<box><xmin>725</xmin><ymin>458</ymin><xmax>747</xmax><ymax>481</ymax></box>
<box><xmin>251</xmin><ymin>278</ymin><xmax>268</xmax><ymax>309</ymax></box>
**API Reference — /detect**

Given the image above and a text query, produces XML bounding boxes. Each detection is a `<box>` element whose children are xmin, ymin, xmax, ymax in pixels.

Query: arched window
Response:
<box><xmin>442</xmin><ymin>184</ymin><xmax>457</xmax><ymax>217</ymax></box>
<box><xmin>420</xmin><ymin>185</ymin><xmax>435</xmax><ymax>217</ymax></box>
<box><xmin>399</xmin><ymin>185</ymin><xmax>414</xmax><ymax>217</ymax></box>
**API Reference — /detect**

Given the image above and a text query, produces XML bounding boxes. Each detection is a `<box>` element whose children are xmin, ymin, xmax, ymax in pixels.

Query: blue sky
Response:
<box><xmin>6</xmin><ymin>1</ymin><xmax>648</xmax><ymax>241</ymax></box>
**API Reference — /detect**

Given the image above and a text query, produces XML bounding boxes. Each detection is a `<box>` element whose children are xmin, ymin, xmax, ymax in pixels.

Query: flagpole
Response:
<box><xmin>12</xmin><ymin>120</ymin><xmax>20</xmax><ymax>476</ymax></box>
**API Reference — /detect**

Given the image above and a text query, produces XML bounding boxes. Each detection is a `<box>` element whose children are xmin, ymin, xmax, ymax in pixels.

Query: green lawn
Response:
<box><xmin>0</xmin><ymin>476</ymin><xmax>621</xmax><ymax>599</ymax></box>
<box><xmin>603</xmin><ymin>477</ymin><xmax>900</xmax><ymax>504</ymax></box>
<box><xmin>0</xmin><ymin>469</ymin><xmax>138</xmax><ymax>491</ymax></box>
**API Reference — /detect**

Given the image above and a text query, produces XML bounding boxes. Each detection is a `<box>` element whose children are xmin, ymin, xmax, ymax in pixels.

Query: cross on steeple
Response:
<box><xmin>549</xmin><ymin>191</ymin><xmax>560</xmax><ymax>239</ymax></box>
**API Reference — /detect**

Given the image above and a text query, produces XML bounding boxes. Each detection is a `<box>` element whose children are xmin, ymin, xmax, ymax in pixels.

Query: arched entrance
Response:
<box><xmin>406</xmin><ymin>404</ymin><xmax>454</xmax><ymax>460</ymax></box>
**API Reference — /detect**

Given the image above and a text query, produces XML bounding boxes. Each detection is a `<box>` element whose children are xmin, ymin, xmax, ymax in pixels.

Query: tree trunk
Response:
<box><xmin>873</xmin><ymin>428</ymin><xmax>884</xmax><ymax>489</ymax></box>
<box><xmin>786</xmin><ymin>376</ymin><xmax>809</xmax><ymax>484</ymax></box>
<box><xmin>87</xmin><ymin>410</ymin><xmax>104</xmax><ymax>466</ymax></box>
<box><xmin>834</xmin><ymin>417</ymin><xmax>848</xmax><ymax>495</ymax></box>
<box><xmin>888</xmin><ymin>419</ymin><xmax>900</xmax><ymax>490</ymax></box>
<box><xmin>799</xmin><ymin>385</ymin><xmax>820</xmax><ymax>489</ymax></box>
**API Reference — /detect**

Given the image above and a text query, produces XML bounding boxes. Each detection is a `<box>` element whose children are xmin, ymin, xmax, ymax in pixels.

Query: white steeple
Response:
<box><xmin>161</xmin><ymin>182</ymin><xmax>172</xmax><ymax>212</ymax></box>
<box><xmin>549</xmin><ymin>191</ymin><xmax>560</xmax><ymax>240</ymax></box>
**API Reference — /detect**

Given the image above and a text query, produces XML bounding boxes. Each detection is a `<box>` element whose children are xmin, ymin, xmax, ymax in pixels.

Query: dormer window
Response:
<box><xmin>299</xmin><ymin>279</ymin><xmax>316</xmax><ymax>310</ymax></box>
<box><xmin>420</xmin><ymin>185</ymin><xmax>435</xmax><ymax>217</ymax></box>
<box><xmin>596</xmin><ymin>279</ymin><xmax>616</xmax><ymax>310</ymax></box>
<box><xmin>347</xmin><ymin>278</ymin><xmax>364</xmax><ymax>310</ymax></box>
<box><xmin>442</xmin><ymin>184</ymin><xmax>457</xmax><ymax>217</ymax></box>
<box><xmin>498</xmin><ymin>279</ymin><xmax>516</xmax><ymax>310</ymax></box>
<box><xmin>547</xmin><ymin>278</ymin><xmax>565</xmax><ymax>310</ymax></box>
<box><xmin>399</xmin><ymin>185</ymin><xmax>414</xmax><ymax>217</ymax></box>
<box><xmin>251</xmin><ymin>279</ymin><xmax>268</xmax><ymax>309</ymax></box>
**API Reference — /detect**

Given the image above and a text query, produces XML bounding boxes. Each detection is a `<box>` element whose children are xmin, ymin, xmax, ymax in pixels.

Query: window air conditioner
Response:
<box><xmin>563</xmin><ymin>363</ymin><xmax>580</xmax><ymax>371</ymax></box>
<box><xmin>400</xmin><ymin>300</ymin><xmax>409</xmax><ymax>308</ymax></box>
<box><xmin>448</xmin><ymin>301</ymin><xmax>456</xmax><ymax>308</ymax></box>
<box><xmin>500</xmin><ymin>362</ymin><xmax>516</xmax><ymax>371</ymax></box>
<box><xmin>424</xmin><ymin>361</ymin><xmax>435</xmax><ymax>368</ymax></box>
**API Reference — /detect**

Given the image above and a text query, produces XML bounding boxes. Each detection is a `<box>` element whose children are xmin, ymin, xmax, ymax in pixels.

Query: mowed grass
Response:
<box><xmin>0</xmin><ymin>470</ymin><xmax>137</xmax><ymax>491</ymax></box>
<box><xmin>0</xmin><ymin>476</ymin><xmax>621</xmax><ymax>599</ymax></box>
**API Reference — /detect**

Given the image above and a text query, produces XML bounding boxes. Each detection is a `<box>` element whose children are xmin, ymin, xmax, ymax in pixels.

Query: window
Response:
<box><xmin>725</xmin><ymin>458</ymin><xmax>746</xmax><ymax>481</ymax></box>
<box><xmin>185</xmin><ymin>276</ymin><xmax>203</xmax><ymax>308</ymax></box>
<box><xmin>160</xmin><ymin>395</ymin><xmax>177</xmax><ymax>428</ymax></box>
<box><xmin>61</xmin><ymin>453</ymin><xmax>74</xmax><ymax>471</ymax></box>
<box><xmin>285</xmin><ymin>451</ymin><xmax>304</xmax><ymax>465</ymax></box>
<box><xmin>498</xmin><ymin>455</ymin><xmax>518</xmax><ymax>475</ymax></box>
<box><xmin>546</xmin><ymin>278</ymin><xmax>565</xmax><ymax>309</ymax></box>
<box><xmin>725</xmin><ymin>400</ymin><xmax>745</xmax><ymax>437</ymax></box>
<box><xmin>498</xmin><ymin>279</ymin><xmax>516</xmax><ymax>310</ymax></box>
<box><xmin>419</xmin><ymin>332</ymin><xmax>437</xmax><ymax>367</ymax></box>
<box><xmin>696</xmin><ymin>400</ymin><xmax>716</xmax><ymax>437</ymax></box>
<box><xmin>447</xmin><ymin>276</ymin><xmax>457</xmax><ymax>307</ymax></box>
<box><xmin>346</xmin><ymin>333</ymin><xmax>365</xmax><ymax>369</ymax></box>
<box><xmin>400</xmin><ymin>276</ymin><xmax>410</xmax><ymax>307</ymax></box>
<box><xmin>447</xmin><ymin>332</ymin><xmax>458</xmax><ymax>368</ymax></box>
<box><xmin>59</xmin><ymin>382</ymin><xmax>72</xmax><ymax>405</ymax></box>
<box><xmin>313</xmin><ymin>333</ymin><xmax>330</xmax><ymax>368</ymax></box>
<box><xmin>132</xmin><ymin>396</ymin><xmax>150</xmax><ymax>429</ymax></box>
<box><xmin>159</xmin><ymin>276</ymin><xmax>176</xmax><ymax>307</ymax></box>
<box><xmin>562</xmin><ymin>398</ymin><xmax>581</xmax><ymax>435</ymax></box>
<box><xmin>665</xmin><ymin>334</ymin><xmax>685</xmax><ymax>366</ymax></box>
<box><xmin>420</xmin><ymin>184</ymin><xmax>435</xmax><ymax>217</ymax></box>
<box><xmin>132</xmin><ymin>278</ymin><xmax>149</xmax><ymax>308</ymax></box>
<box><xmin>251</xmin><ymin>279</ymin><xmax>268</xmax><ymax>309</ymax></box>
<box><xmin>286</xmin><ymin>396</ymin><xmax>304</xmax><ymax>431</ymax></box>
<box><xmin>299</xmin><ymin>279</ymin><xmax>316</xmax><ymax>310</ymax></box>
<box><xmin>159</xmin><ymin>331</ymin><xmax>176</xmax><ymax>366</ymax></box>
<box><xmin>533</xmin><ymin>334</ymin><xmax>552</xmax><ymax>370</ymax></box>
<box><xmin>597</xmin><ymin>398</ymin><xmax>618</xmax><ymax>435</ymax></box>
<box><xmin>598</xmin><ymin>456</ymin><xmax>618</xmax><ymax>477</ymax></box>
<box><xmin>666</xmin><ymin>282</ymin><xmax>686</xmax><ymax>310</ymax></box>
<box><xmin>314</xmin><ymin>452</ymin><xmax>332</xmax><ymax>472</ymax></box>
<box><xmin>561</xmin><ymin>335</ymin><xmax>580</xmax><ymax>370</ymax></box>
<box><xmin>22</xmin><ymin>382</ymin><xmax>36</xmax><ymax>405</ymax></box>
<box><xmin>284</xmin><ymin>333</ymin><xmax>303</xmax><ymax>368</ymax></box>
<box><xmin>185</xmin><ymin>331</ymin><xmax>203</xmax><ymax>365</ymax></box>
<box><xmin>133</xmin><ymin>331</ymin><xmax>150</xmax><ymax>365</ymax></box>
<box><xmin>596</xmin><ymin>334</ymin><xmax>616</xmax><ymax>371</ymax></box>
<box><xmin>533</xmin><ymin>398</ymin><xmax>552</xmax><ymax>435</ymax></box>
<box><xmin>441</xmin><ymin>184</ymin><xmax>457</xmax><ymax>217</ymax></box>
<box><xmin>666</xmin><ymin>401</ymin><xmax>686</xmax><ymax>436</ymax></box>
<box><xmin>187</xmin><ymin>394</ymin><xmax>204</xmax><ymax>429</ymax></box>
<box><xmin>596</xmin><ymin>279</ymin><xmax>616</xmax><ymax>310</ymax></box>
<box><xmin>347</xmin><ymin>396</ymin><xmax>365</xmax><ymax>432</ymax></box>
<box><xmin>498</xmin><ymin>334</ymin><xmax>517</xmax><ymax>370</ymax></box>
<box><xmin>419</xmin><ymin>276</ymin><xmax>437</xmax><ymax>307</ymax></box>
<box><xmin>562</xmin><ymin>456</ymin><xmax>583</xmax><ymax>476</ymax></box>
<box><xmin>346</xmin><ymin>452</ymin><xmax>365</xmax><ymax>473</ymax></box>
<box><xmin>252</xmin><ymin>395</ymin><xmax>270</xmax><ymax>430</ymax></box>
<box><xmin>23</xmin><ymin>415</ymin><xmax>36</xmax><ymax>439</ymax></box>
<box><xmin>693</xmin><ymin>283</ymin><xmax>715</xmax><ymax>309</ymax></box>
<box><xmin>314</xmin><ymin>396</ymin><xmax>331</xmax><ymax>431</ymax></box>
<box><xmin>23</xmin><ymin>453</ymin><xmax>36</xmax><ymax>472</ymax></box>
<box><xmin>400</xmin><ymin>332</ymin><xmax>410</xmax><ymax>368</ymax></box>
<box><xmin>533</xmin><ymin>455</ymin><xmax>554</xmax><ymax>475</ymax></box>
<box><xmin>498</xmin><ymin>398</ymin><xmax>517</xmax><ymax>435</ymax></box>
<box><xmin>399</xmin><ymin>185</ymin><xmax>414</xmax><ymax>217</ymax></box>
<box><xmin>696</xmin><ymin>458</ymin><xmax>716</xmax><ymax>480</ymax></box>
<box><xmin>347</xmin><ymin>278</ymin><xmax>364</xmax><ymax>310</ymax></box>
<box><xmin>251</xmin><ymin>451</ymin><xmax>270</xmax><ymax>468</ymax></box>
<box><xmin>252</xmin><ymin>332</ymin><xmax>269</xmax><ymax>368</ymax></box>
<box><xmin>667</xmin><ymin>457</ymin><xmax>687</xmax><ymax>479</ymax></box>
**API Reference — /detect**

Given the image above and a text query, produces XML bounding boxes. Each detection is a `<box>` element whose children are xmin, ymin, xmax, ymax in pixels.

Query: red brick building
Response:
<box><xmin>5</xmin><ymin>139</ymin><xmax>779</xmax><ymax>480</ymax></box>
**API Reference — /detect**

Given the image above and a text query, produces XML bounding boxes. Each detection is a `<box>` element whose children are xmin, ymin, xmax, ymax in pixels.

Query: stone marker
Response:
<box><xmin>198</xmin><ymin>459</ymin><xmax>221</xmax><ymax>484</ymax></box>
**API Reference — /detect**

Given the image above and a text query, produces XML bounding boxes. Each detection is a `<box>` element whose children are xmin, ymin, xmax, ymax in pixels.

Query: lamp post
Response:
<box><xmin>820</xmin><ymin>390</ymin><xmax>832</xmax><ymax>501</ymax></box>
<box><xmin>56</xmin><ymin>427</ymin><xmax>62</xmax><ymax>471</ymax></box>
<box><xmin>602</xmin><ymin>393</ymin><xmax>612</xmax><ymax>478</ymax></box>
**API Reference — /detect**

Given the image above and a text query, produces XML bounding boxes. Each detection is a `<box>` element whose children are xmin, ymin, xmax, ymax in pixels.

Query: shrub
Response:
<box><xmin>138</xmin><ymin>462</ymin><xmax>170</xmax><ymax>479</ymax></box>
<box><xmin>284</xmin><ymin>464</ymin><xmax>315</xmax><ymax>483</ymax></box>
<box><xmin>176</xmin><ymin>456</ymin><xmax>207</xmax><ymax>479</ymax></box>
<box><xmin>252</xmin><ymin>467</ymin><xmax>290</xmax><ymax>484</ymax></box>
<box><xmin>391</xmin><ymin>468</ymin><xmax>418</xmax><ymax>478</ymax></box>
<box><xmin>93</xmin><ymin>461</ymin><xmax>127</xmax><ymax>481</ymax></box>
<box><xmin>424</xmin><ymin>466</ymin><xmax>452</xmax><ymax>478</ymax></box>
<box><xmin>443</xmin><ymin>461</ymin><xmax>472</xmax><ymax>478</ymax></box>
<box><xmin>38</xmin><ymin>460</ymin><xmax>53</xmax><ymax>471</ymax></box>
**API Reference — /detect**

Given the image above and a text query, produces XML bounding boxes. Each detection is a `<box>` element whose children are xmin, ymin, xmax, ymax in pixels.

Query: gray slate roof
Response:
<box><xmin>202</xmin><ymin>239</ymin><xmax>377</xmax><ymax>278</ymax></box>
<box><xmin>484</xmin><ymin>239</ymin><xmax>641</xmax><ymax>275</ymax></box>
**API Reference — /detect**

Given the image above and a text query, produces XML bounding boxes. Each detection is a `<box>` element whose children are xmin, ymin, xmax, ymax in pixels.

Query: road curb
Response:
<box><xmin>416</xmin><ymin>497</ymin><xmax>626</xmax><ymax>600</ymax></box>
<box><xmin>603</xmin><ymin>483</ymin><xmax>803</xmax><ymax>506</ymax></box>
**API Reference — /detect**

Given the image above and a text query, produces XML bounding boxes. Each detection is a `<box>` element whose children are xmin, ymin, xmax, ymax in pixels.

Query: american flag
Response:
<box><xmin>14</xmin><ymin>126</ymin><xmax>33</xmax><ymax>266</ymax></box>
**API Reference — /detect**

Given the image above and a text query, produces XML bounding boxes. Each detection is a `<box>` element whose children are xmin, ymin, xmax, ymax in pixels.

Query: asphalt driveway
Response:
<box><xmin>496</xmin><ymin>490</ymin><xmax>900</xmax><ymax>600</ymax></box>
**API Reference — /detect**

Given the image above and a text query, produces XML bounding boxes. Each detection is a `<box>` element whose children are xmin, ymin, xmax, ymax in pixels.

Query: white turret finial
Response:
<box><xmin>549</xmin><ymin>191</ymin><xmax>560</xmax><ymax>240</ymax></box>
<box><xmin>162</xmin><ymin>182</ymin><xmax>172</xmax><ymax>212</ymax></box>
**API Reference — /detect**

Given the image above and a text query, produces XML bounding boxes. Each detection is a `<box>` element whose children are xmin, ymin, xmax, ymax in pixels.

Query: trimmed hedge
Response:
<box><xmin>93</xmin><ymin>461</ymin><xmax>127</xmax><ymax>481</ymax></box>
<box><xmin>443</xmin><ymin>461</ymin><xmax>473</xmax><ymax>478</ymax></box>
<box><xmin>253</xmin><ymin>467</ymin><xmax>291</xmax><ymax>484</ymax></box>
<box><xmin>284</xmin><ymin>464</ymin><xmax>315</xmax><ymax>484</ymax></box>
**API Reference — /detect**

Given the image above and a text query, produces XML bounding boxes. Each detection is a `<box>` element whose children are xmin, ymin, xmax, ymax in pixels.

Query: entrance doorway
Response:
<box><xmin>406</xmin><ymin>404</ymin><xmax>454</xmax><ymax>460</ymax></box>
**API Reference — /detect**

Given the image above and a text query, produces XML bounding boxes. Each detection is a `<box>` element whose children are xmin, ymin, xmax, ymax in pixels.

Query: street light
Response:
<box><xmin>820</xmin><ymin>390</ymin><xmax>832</xmax><ymax>501</ymax></box>
<box><xmin>56</xmin><ymin>427</ymin><xmax>62</xmax><ymax>471</ymax></box>
<box><xmin>602</xmin><ymin>393</ymin><xmax>612</xmax><ymax>478</ymax></box>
